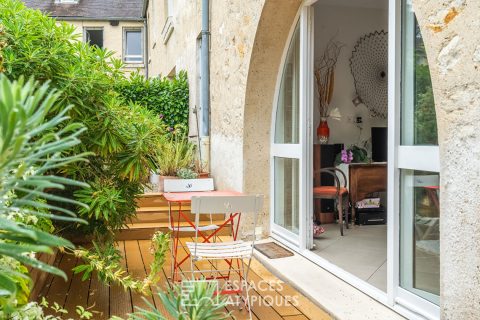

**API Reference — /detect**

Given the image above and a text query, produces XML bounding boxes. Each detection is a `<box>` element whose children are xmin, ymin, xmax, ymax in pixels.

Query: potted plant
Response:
<box><xmin>154</xmin><ymin>136</ymin><xmax>196</xmax><ymax>192</ymax></box>
<box><xmin>334</xmin><ymin>145</ymin><xmax>369</xmax><ymax>166</ymax></box>
<box><xmin>332</xmin><ymin>145</ymin><xmax>370</xmax><ymax>191</ymax></box>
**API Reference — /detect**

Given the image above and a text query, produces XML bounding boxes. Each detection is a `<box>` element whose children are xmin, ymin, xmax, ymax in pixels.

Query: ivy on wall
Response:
<box><xmin>117</xmin><ymin>71</ymin><xmax>190</xmax><ymax>133</ymax></box>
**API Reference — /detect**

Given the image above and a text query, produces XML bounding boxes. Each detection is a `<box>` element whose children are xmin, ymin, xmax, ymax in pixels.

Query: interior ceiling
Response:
<box><xmin>314</xmin><ymin>0</ymin><xmax>387</xmax><ymax>9</ymax></box>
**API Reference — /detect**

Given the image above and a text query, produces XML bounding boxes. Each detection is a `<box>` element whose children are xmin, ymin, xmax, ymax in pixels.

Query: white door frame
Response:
<box><xmin>391</xmin><ymin>0</ymin><xmax>440</xmax><ymax>317</ymax></box>
<box><xmin>270</xmin><ymin>5</ymin><xmax>314</xmax><ymax>250</ymax></box>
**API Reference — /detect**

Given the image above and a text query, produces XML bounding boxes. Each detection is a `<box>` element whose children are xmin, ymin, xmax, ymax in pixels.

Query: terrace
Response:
<box><xmin>34</xmin><ymin>237</ymin><xmax>331</xmax><ymax>320</ymax></box>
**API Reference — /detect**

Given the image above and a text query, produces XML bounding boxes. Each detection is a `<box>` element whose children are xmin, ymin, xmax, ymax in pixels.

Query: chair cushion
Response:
<box><xmin>313</xmin><ymin>186</ymin><xmax>348</xmax><ymax>196</ymax></box>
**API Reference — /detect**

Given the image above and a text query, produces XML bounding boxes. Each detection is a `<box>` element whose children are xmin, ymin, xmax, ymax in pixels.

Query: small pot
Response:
<box><xmin>198</xmin><ymin>172</ymin><xmax>210</xmax><ymax>179</ymax></box>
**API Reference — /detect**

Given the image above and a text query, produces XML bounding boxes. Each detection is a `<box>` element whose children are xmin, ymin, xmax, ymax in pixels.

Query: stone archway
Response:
<box><xmin>243</xmin><ymin>0</ymin><xmax>480</xmax><ymax>318</ymax></box>
<box><xmin>412</xmin><ymin>1</ymin><xmax>480</xmax><ymax>318</ymax></box>
<box><xmin>243</xmin><ymin>0</ymin><xmax>302</xmax><ymax>235</ymax></box>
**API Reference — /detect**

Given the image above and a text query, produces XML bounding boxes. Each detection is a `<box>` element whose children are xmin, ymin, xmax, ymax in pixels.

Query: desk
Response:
<box><xmin>349</xmin><ymin>163</ymin><xmax>387</xmax><ymax>223</ymax></box>
<box><xmin>163</xmin><ymin>190</ymin><xmax>243</xmax><ymax>281</ymax></box>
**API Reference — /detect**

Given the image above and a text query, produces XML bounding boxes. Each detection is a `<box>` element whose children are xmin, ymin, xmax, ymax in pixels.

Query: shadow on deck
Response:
<box><xmin>35</xmin><ymin>238</ymin><xmax>331</xmax><ymax>320</ymax></box>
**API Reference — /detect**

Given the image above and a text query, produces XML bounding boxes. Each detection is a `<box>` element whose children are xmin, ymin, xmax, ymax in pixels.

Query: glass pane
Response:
<box><xmin>125</xmin><ymin>30</ymin><xmax>143</xmax><ymax>62</ymax></box>
<box><xmin>401</xmin><ymin>3</ymin><xmax>438</xmax><ymax>145</ymax></box>
<box><xmin>274</xmin><ymin>157</ymin><xmax>299</xmax><ymax>234</ymax></box>
<box><xmin>274</xmin><ymin>24</ymin><xmax>300</xmax><ymax>144</ymax></box>
<box><xmin>400</xmin><ymin>170</ymin><xmax>440</xmax><ymax>304</ymax></box>
<box><xmin>85</xmin><ymin>29</ymin><xmax>103</xmax><ymax>48</ymax></box>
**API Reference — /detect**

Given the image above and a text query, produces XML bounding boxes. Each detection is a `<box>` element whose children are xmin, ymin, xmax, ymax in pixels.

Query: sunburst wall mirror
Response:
<box><xmin>350</xmin><ymin>30</ymin><xmax>388</xmax><ymax>119</ymax></box>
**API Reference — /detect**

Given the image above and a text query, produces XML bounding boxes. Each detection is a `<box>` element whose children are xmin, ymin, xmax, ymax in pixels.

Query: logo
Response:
<box><xmin>180</xmin><ymin>280</ymin><xmax>220</xmax><ymax>307</ymax></box>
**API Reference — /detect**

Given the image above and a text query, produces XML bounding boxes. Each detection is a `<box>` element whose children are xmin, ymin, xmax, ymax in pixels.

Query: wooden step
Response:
<box><xmin>135</xmin><ymin>193</ymin><xmax>167</xmax><ymax>208</ymax></box>
<box><xmin>132</xmin><ymin>210</ymin><xmax>220</xmax><ymax>224</ymax></box>
<box><xmin>136</xmin><ymin>205</ymin><xmax>192</xmax><ymax>213</ymax></box>
<box><xmin>125</xmin><ymin>220</ymin><xmax>232</xmax><ymax>230</ymax></box>
<box><xmin>132</xmin><ymin>211</ymin><xmax>170</xmax><ymax>223</ymax></box>
<box><xmin>117</xmin><ymin>221</ymin><xmax>232</xmax><ymax>240</ymax></box>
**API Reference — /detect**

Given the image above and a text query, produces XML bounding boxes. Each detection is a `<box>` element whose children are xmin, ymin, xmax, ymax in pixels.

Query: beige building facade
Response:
<box><xmin>146</xmin><ymin>0</ymin><xmax>480</xmax><ymax>319</ymax></box>
<box><xmin>24</xmin><ymin>0</ymin><xmax>147</xmax><ymax>75</ymax></box>
<box><xmin>68</xmin><ymin>20</ymin><xmax>146</xmax><ymax>74</ymax></box>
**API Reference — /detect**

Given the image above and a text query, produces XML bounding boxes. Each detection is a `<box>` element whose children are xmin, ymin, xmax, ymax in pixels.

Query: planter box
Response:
<box><xmin>164</xmin><ymin>178</ymin><xmax>214</xmax><ymax>192</ymax></box>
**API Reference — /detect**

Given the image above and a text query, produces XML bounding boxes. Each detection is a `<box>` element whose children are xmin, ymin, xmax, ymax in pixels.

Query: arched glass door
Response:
<box><xmin>271</xmin><ymin>8</ymin><xmax>314</xmax><ymax>248</ymax></box>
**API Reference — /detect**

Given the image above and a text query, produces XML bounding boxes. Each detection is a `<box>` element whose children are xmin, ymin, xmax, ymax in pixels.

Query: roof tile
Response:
<box><xmin>23</xmin><ymin>0</ymin><xmax>145</xmax><ymax>20</ymax></box>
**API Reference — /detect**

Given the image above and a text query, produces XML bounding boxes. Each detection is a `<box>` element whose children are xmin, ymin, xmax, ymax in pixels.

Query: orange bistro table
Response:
<box><xmin>163</xmin><ymin>190</ymin><xmax>244</xmax><ymax>281</ymax></box>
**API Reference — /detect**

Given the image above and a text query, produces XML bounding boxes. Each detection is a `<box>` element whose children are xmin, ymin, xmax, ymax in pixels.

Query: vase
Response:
<box><xmin>317</xmin><ymin>117</ymin><xmax>330</xmax><ymax>144</ymax></box>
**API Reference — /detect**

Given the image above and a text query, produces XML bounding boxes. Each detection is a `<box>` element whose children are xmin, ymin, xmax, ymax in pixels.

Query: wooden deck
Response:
<box><xmin>37</xmin><ymin>238</ymin><xmax>331</xmax><ymax>320</ymax></box>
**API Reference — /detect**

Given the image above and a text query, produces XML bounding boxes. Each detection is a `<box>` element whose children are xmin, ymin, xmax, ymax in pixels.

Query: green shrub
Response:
<box><xmin>125</xmin><ymin>279</ymin><xmax>230</xmax><ymax>320</ymax></box>
<box><xmin>117</xmin><ymin>71</ymin><xmax>190</xmax><ymax>133</ymax></box>
<box><xmin>0</xmin><ymin>76</ymin><xmax>87</xmax><ymax>315</ymax></box>
<box><xmin>0</xmin><ymin>0</ymin><xmax>166</xmax><ymax>237</ymax></box>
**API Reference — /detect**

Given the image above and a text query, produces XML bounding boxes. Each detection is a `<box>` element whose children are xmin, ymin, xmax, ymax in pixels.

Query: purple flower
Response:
<box><xmin>341</xmin><ymin>149</ymin><xmax>353</xmax><ymax>164</ymax></box>
<box><xmin>341</xmin><ymin>149</ymin><xmax>348</xmax><ymax>163</ymax></box>
<box><xmin>159</xmin><ymin>114</ymin><xmax>164</xmax><ymax>119</ymax></box>
<box><xmin>168</xmin><ymin>127</ymin><xmax>174</xmax><ymax>132</ymax></box>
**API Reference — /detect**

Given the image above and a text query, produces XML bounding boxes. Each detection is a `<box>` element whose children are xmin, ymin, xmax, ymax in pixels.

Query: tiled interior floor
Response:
<box><xmin>311</xmin><ymin>223</ymin><xmax>388</xmax><ymax>291</ymax></box>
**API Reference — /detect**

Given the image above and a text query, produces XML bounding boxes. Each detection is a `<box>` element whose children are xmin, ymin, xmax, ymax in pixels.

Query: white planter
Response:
<box><xmin>164</xmin><ymin>178</ymin><xmax>214</xmax><ymax>192</ymax></box>
<box><xmin>158</xmin><ymin>175</ymin><xmax>178</xmax><ymax>192</ymax></box>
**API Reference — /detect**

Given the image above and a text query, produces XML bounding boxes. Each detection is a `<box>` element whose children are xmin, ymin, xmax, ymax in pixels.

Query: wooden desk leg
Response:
<box><xmin>344</xmin><ymin>195</ymin><xmax>349</xmax><ymax>229</ymax></box>
<box><xmin>352</xmin><ymin>206</ymin><xmax>355</xmax><ymax>226</ymax></box>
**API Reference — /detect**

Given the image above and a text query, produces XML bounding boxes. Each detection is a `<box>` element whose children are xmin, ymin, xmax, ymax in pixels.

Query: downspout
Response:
<box><xmin>142</xmin><ymin>0</ymin><xmax>149</xmax><ymax>78</ymax></box>
<box><xmin>200</xmin><ymin>0</ymin><xmax>210</xmax><ymax>171</ymax></box>
<box><xmin>144</xmin><ymin>18</ymin><xmax>149</xmax><ymax>78</ymax></box>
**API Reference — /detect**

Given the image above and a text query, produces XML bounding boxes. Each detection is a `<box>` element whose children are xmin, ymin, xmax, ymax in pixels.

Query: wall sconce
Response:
<box><xmin>352</xmin><ymin>95</ymin><xmax>363</xmax><ymax>107</ymax></box>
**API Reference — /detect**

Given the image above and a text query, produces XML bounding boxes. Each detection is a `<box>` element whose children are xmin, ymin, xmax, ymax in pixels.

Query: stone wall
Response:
<box><xmin>411</xmin><ymin>0</ymin><xmax>480</xmax><ymax>318</ymax></box>
<box><xmin>67</xmin><ymin>20</ymin><xmax>145</xmax><ymax>75</ymax></box>
<box><xmin>145</xmin><ymin>0</ymin><xmax>201</xmax><ymax>137</ymax></box>
<box><xmin>146</xmin><ymin>0</ymin><xmax>301</xmax><ymax>236</ymax></box>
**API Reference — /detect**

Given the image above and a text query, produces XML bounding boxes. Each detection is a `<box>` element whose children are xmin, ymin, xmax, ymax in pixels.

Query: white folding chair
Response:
<box><xmin>164</xmin><ymin>178</ymin><xmax>217</xmax><ymax>281</ymax></box>
<box><xmin>186</xmin><ymin>195</ymin><xmax>264</xmax><ymax>320</ymax></box>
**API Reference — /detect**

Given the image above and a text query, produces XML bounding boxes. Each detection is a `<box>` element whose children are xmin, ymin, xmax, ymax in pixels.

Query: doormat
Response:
<box><xmin>254</xmin><ymin>242</ymin><xmax>294</xmax><ymax>259</ymax></box>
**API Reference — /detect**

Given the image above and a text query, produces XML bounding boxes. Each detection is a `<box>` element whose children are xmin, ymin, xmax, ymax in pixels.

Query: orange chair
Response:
<box><xmin>314</xmin><ymin>167</ymin><xmax>350</xmax><ymax>236</ymax></box>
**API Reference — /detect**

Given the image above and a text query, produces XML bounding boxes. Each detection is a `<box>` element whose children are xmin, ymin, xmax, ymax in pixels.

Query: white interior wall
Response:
<box><xmin>313</xmin><ymin>3</ymin><xmax>388</xmax><ymax>153</ymax></box>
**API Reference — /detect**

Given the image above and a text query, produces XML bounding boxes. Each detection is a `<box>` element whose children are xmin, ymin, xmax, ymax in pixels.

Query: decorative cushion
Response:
<box><xmin>313</xmin><ymin>186</ymin><xmax>348</xmax><ymax>196</ymax></box>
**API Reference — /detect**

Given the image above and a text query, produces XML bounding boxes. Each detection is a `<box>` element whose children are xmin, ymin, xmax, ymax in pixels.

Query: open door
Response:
<box><xmin>271</xmin><ymin>7</ymin><xmax>314</xmax><ymax>250</ymax></box>
<box><xmin>389</xmin><ymin>0</ymin><xmax>440</xmax><ymax>317</ymax></box>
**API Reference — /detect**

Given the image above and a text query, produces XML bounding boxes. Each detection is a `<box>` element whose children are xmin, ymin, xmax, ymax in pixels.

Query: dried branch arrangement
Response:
<box><xmin>314</xmin><ymin>40</ymin><xmax>344</xmax><ymax>118</ymax></box>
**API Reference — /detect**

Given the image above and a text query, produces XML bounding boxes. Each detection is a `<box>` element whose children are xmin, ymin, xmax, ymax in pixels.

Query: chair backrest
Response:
<box><xmin>164</xmin><ymin>178</ymin><xmax>214</xmax><ymax>192</ymax></box>
<box><xmin>191</xmin><ymin>194</ymin><xmax>263</xmax><ymax>215</ymax></box>
<box><xmin>190</xmin><ymin>194</ymin><xmax>264</xmax><ymax>248</ymax></box>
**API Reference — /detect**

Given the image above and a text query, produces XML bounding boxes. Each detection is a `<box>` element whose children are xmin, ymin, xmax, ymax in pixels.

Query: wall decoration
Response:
<box><xmin>350</xmin><ymin>30</ymin><xmax>388</xmax><ymax>119</ymax></box>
